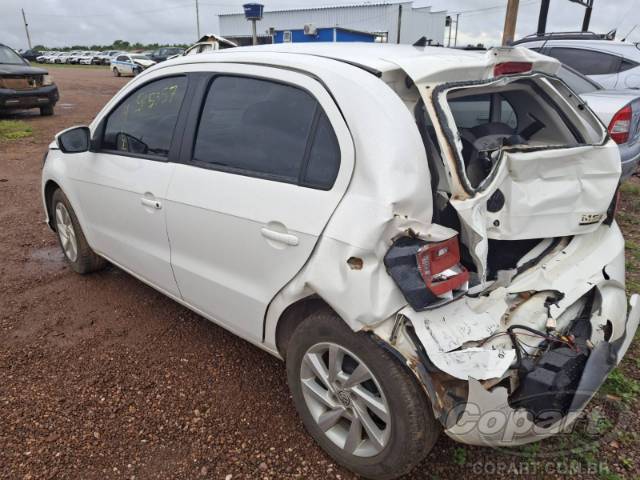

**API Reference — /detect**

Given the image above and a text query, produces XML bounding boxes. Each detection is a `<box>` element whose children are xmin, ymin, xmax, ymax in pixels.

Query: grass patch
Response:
<box><xmin>601</xmin><ymin>368</ymin><xmax>640</xmax><ymax>404</ymax></box>
<box><xmin>452</xmin><ymin>447</ymin><xmax>467</xmax><ymax>466</ymax></box>
<box><xmin>620</xmin><ymin>181</ymin><xmax>640</xmax><ymax>196</ymax></box>
<box><xmin>0</xmin><ymin>120</ymin><xmax>32</xmax><ymax>141</ymax></box>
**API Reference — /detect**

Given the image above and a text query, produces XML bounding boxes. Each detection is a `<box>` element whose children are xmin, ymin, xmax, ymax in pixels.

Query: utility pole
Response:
<box><xmin>454</xmin><ymin>13</ymin><xmax>460</xmax><ymax>47</ymax></box>
<box><xmin>195</xmin><ymin>0</ymin><xmax>201</xmax><ymax>39</ymax></box>
<box><xmin>502</xmin><ymin>0</ymin><xmax>520</xmax><ymax>45</ymax></box>
<box><xmin>396</xmin><ymin>4</ymin><xmax>402</xmax><ymax>44</ymax></box>
<box><xmin>537</xmin><ymin>0</ymin><xmax>550</xmax><ymax>35</ymax></box>
<box><xmin>21</xmin><ymin>9</ymin><xmax>32</xmax><ymax>49</ymax></box>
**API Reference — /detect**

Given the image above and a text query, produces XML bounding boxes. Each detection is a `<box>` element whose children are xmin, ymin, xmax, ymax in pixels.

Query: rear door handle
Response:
<box><xmin>141</xmin><ymin>197</ymin><xmax>162</xmax><ymax>210</ymax></box>
<box><xmin>260</xmin><ymin>228</ymin><xmax>299</xmax><ymax>246</ymax></box>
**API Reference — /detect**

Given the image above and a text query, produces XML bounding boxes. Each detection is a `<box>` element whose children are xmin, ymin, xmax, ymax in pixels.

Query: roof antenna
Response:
<box><xmin>622</xmin><ymin>24</ymin><xmax>638</xmax><ymax>42</ymax></box>
<box><xmin>413</xmin><ymin>36</ymin><xmax>427</xmax><ymax>47</ymax></box>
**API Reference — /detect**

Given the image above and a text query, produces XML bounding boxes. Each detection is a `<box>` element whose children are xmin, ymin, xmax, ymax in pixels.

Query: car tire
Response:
<box><xmin>133</xmin><ymin>67</ymin><xmax>141</xmax><ymax>76</ymax></box>
<box><xmin>113</xmin><ymin>67</ymin><xmax>120</xmax><ymax>77</ymax></box>
<box><xmin>51</xmin><ymin>189</ymin><xmax>107</xmax><ymax>275</ymax></box>
<box><xmin>40</xmin><ymin>105</ymin><xmax>54</xmax><ymax>116</ymax></box>
<box><xmin>286</xmin><ymin>309</ymin><xmax>440</xmax><ymax>480</ymax></box>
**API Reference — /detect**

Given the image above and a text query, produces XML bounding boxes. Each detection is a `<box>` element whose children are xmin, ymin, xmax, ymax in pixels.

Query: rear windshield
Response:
<box><xmin>421</xmin><ymin>74</ymin><xmax>606</xmax><ymax>191</ymax></box>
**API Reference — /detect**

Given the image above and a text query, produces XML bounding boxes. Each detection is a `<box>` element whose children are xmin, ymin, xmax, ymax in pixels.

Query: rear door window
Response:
<box><xmin>192</xmin><ymin>75</ymin><xmax>340</xmax><ymax>189</ymax></box>
<box><xmin>547</xmin><ymin>47</ymin><xmax>621</xmax><ymax>75</ymax></box>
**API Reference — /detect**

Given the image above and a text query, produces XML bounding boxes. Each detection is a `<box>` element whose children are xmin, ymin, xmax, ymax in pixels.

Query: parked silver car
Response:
<box><xmin>513</xmin><ymin>32</ymin><xmax>640</xmax><ymax>90</ymax></box>
<box><xmin>556</xmin><ymin>65</ymin><xmax>640</xmax><ymax>179</ymax></box>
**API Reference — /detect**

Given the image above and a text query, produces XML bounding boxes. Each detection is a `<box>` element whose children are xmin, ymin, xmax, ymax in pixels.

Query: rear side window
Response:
<box><xmin>448</xmin><ymin>94</ymin><xmax>517</xmax><ymax>130</ymax></box>
<box><xmin>547</xmin><ymin>47</ymin><xmax>621</xmax><ymax>75</ymax></box>
<box><xmin>102</xmin><ymin>76</ymin><xmax>187</xmax><ymax>158</ymax></box>
<box><xmin>192</xmin><ymin>75</ymin><xmax>340</xmax><ymax>189</ymax></box>
<box><xmin>620</xmin><ymin>58</ymin><xmax>638</xmax><ymax>72</ymax></box>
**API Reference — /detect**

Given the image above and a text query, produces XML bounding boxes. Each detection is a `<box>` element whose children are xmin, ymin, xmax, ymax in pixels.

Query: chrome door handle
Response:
<box><xmin>141</xmin><ymin>197</ymin><xmax>162</xmax><ymax>209</ymax></box>
<box><xmin>260</xmin><ymin>228</ymin><xmax>299</xmax><ymax>246</ymax></box>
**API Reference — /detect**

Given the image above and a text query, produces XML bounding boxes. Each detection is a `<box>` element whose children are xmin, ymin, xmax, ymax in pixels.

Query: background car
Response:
<box><xmin>46</xmin><ymin>52</ymin><xmax>64</xmax><ymax>63</ymax></box>
<box><xmin>513</xmin><ymin>32</ymin><xmax>640</xmax><ymax>90</ymax></box>
<box><xmin>57</xmin><ymin>50</ymin><xmax>81</xmax><ymax>64</ymax></box>
<box><xmin>21</xmin><ymin>49</ymin><xmax>42</xmax><ymax>62</ymax></box>
<box><xmin>110</xmin><ymin>53</ymin><xmax>156</xmax><ymax>76</ymax></box>
<box><xmin>181</xmin><ymin>34</ymin><xmax>237</xmax><ymax>57</ymax></box>
<box><xmin>149</xmin><ymin>46</ymin><xmax>184</xmax><ymax>63</ymax></box>
<box><xmin>78</xmin><ymin>51</ymin><xmax>101</xmax><ymax>65</ymax></box>
<box><xmin>555</xmin><ymin>64</ymin><xmax>640</xmax><ymax>179</ymax></box>
<box><xmin>0</xmin><ymin>43</ymin><xmax>58</xmax><ymax>116</ymax></box>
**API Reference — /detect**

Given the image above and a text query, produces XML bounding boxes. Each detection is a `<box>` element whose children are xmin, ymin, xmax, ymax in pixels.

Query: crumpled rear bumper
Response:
<box><xmin>444</xmin><ymin>294</ymin><xmax>639</xmax><ymax>446</ymax></box>
<box><xmin>378</xmin><ymin>222</ymin><xmax>638</xmax><ymax>446</ymax></box>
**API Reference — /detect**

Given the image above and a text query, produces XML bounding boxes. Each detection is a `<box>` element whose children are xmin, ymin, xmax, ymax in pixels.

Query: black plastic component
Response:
<box><xmin>510</xmin><ymin>302</ymin><xmax>593</xmax><ymax>421</ymax></box>
<box><xmin>486</xmin><ymin>238</ymin><xmax>542</xmax><ymax>279</ymax></box>
<box><xmin>487</xmin><ymin>189</ymin><xmax>505</xmax><ymax>212</ymax></box>
<box><xmin>384</xmin><ymin>237</ymin><xmax>440</xmax><ymax>311</ymax></box>
<box><xmin>511</xmin><ymin>346</ymin><xmax>589</xmax><ymax>420</ymax></box>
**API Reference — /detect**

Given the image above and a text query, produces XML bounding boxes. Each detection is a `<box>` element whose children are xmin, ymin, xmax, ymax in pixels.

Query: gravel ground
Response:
<box><xmin>1</xmin><ymin>66</ymin><xmax>639</xmax><ymax>480</ymax></box>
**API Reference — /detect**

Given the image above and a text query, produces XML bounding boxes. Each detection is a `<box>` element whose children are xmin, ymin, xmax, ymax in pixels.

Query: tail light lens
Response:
<box><xmin>494</xmin><ymin>62</ymin><xmax>532</xmax><ymax>77</ymax></box>
<box><xmin>608</xmin><ymin>104</ymin><xmax>632</xmax><ymax>144</ymax></box>
<box><xmin>416</xmin><ymin>237</ymin><xmax>469</xmax><ymax>296</ymax></box>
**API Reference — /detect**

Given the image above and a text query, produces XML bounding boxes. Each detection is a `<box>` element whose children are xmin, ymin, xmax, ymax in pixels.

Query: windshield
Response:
<box><xmin>556</xmin><ymin>65</ymin><xmax>601</xmax><ymax>94</ymax></box>
<box><xmin>0</xmin><ymin>46</ymin><xmax>26</xmax><ymax>65</ymax></box>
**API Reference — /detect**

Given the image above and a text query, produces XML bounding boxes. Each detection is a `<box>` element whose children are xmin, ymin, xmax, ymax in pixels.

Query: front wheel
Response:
<box><xmin>51</xmin><ymin>189</ymin><xmax>107</xmax><ymax>274</ymax></box>
<box><xmin>286</xmin><ymin>310</ymin><xmax>440</xmax><ymax>480</ymax></box>
<box><xmin>40</xmin><ymin>105</ymin><xmax>54</xmax><ymax>116</ymax></box>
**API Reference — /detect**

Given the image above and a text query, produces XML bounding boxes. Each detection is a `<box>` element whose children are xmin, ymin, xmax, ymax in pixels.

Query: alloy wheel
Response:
<box><xmin>55</xmin><ymin>202</ymin><xmax>78</xmax><ymax>262</ymax></box>
<box><xmin>300</xmin><ymin>342</ymin><xmax>391</xmax><ymax>458</ymax></box>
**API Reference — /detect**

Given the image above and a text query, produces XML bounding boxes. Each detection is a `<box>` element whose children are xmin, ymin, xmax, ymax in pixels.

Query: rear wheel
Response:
<box><xmin>51</xmin><ymin>189</ymin><xmax>107</xmax><ymax>274</ymax></box>
<box><xmin>286</xmin><ymin>310</ymin><xmax>440</xmax><ymax>480</ymax></box>
<box><xmin>112</xmin><ymin>67</ymin><xmax>120</xmax><ymax>77</ymax></box>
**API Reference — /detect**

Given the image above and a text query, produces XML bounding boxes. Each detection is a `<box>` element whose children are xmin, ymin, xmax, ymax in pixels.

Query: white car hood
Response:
<box><xmin>133</xmin><ymin>58</ymin><xmax>156</xmax><ymax>68</ymax></box>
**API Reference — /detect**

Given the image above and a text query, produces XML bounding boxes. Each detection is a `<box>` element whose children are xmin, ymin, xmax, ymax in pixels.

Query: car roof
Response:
<box><xmin>168</xmin><ymin>43</ymin><xmax>482</xmax><ymax>74</ymax></box>
<box><xmin>516</xmin><ymin>38</ymin><xmax>640</xmax><ymax>58</ymax></box>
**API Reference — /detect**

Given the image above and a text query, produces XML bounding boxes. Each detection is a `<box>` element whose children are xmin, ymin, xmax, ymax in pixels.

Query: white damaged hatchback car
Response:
<box><xmin>42</xmin><ymin>44</ymin><xmax>639</xmax><ymax>479</ymax></box>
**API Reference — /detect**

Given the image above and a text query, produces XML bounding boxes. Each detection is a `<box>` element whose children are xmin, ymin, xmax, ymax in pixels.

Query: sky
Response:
<box><xmin>2</xmin><ymin>0</ymin><xmax>639</xmax><ymax>50</ymax></box>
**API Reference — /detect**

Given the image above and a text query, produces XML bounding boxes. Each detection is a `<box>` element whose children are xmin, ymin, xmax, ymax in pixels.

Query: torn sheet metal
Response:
<box><xmin>429</xmin><ymin>348</ymin><xmax>516</xmax><ymax>381</ymax></box>
<box><xmin>402</xmin><ymin>222</ymin><xmax>629</xmax><ymax>381</ymax></box>
<box><xmin>395</xmin><ymin>47</ymin><xmax>619</xmax><ymax>281</ymax></box>
<box><xmin>400</xmin><ymin>292</ymin><xmax>515</xmax><ymax>380</ymax></box>
<box><xmin>446</xmin><ymin>294</ymin><xmax>639</xmax><ymax>446</ymax></box>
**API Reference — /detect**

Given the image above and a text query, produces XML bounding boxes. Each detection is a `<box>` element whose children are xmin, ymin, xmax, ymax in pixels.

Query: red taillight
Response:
<box><xmin>494</xmin><ymin>62</ymin><xmax>532</xmax><ymax>77</ymax></box>
<box><xmin>608</xmin><ymin>104</ymin><xmax>632</xmax><ymax>144</ymax></box>
<box><xmin>416</xmin><ymin>237</ymin><xmax>469</xmax><ymax>296</ymax></box>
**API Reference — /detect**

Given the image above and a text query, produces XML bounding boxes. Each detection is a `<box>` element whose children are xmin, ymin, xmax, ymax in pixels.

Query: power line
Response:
<box><xmin>447</xmin><ymin>0</ymin><xmax>538</xmax><ymax>15</ymax></box>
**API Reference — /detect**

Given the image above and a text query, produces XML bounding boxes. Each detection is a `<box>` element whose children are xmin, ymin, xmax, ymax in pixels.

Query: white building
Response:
<box><xmin>218</xmin><ymin>1</ymin><xmax>447</xmax><ymax>45</ymax></box>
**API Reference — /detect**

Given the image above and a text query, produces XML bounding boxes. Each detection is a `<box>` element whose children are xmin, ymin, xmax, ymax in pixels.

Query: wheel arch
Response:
<box><xmin>274</xmin><ymin>295</ymin><xmax>334</xmax><ymax>360</ymax></box>
<box><xmin>44</xmin><ymin>179</ymin><xmax>61</xmax><ymax>231</ymax></box>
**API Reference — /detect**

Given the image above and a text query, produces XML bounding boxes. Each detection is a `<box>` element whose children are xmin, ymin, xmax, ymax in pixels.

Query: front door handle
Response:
<box><xmin>141</xmin><ymin>197</ymin><xmax>162</xmax><ymax>210</ymax></box>
<box><xmin>260</xmin><ymin>228</ymin><xmax>299</xmax><ymax>246</ymax></box>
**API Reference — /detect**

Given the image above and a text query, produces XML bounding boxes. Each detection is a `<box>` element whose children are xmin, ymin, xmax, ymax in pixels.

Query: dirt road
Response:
<box><xmin>1</xmin><ymin>67</ymin><xmax>638</xmax><ymax>480</ymax></box>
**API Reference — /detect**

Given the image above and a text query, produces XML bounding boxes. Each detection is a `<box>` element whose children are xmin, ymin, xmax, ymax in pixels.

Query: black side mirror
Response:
<box><xmin>56</xmin><ymin>126</ymin><xmax>90</xmax><ymax>153</ymax></box>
